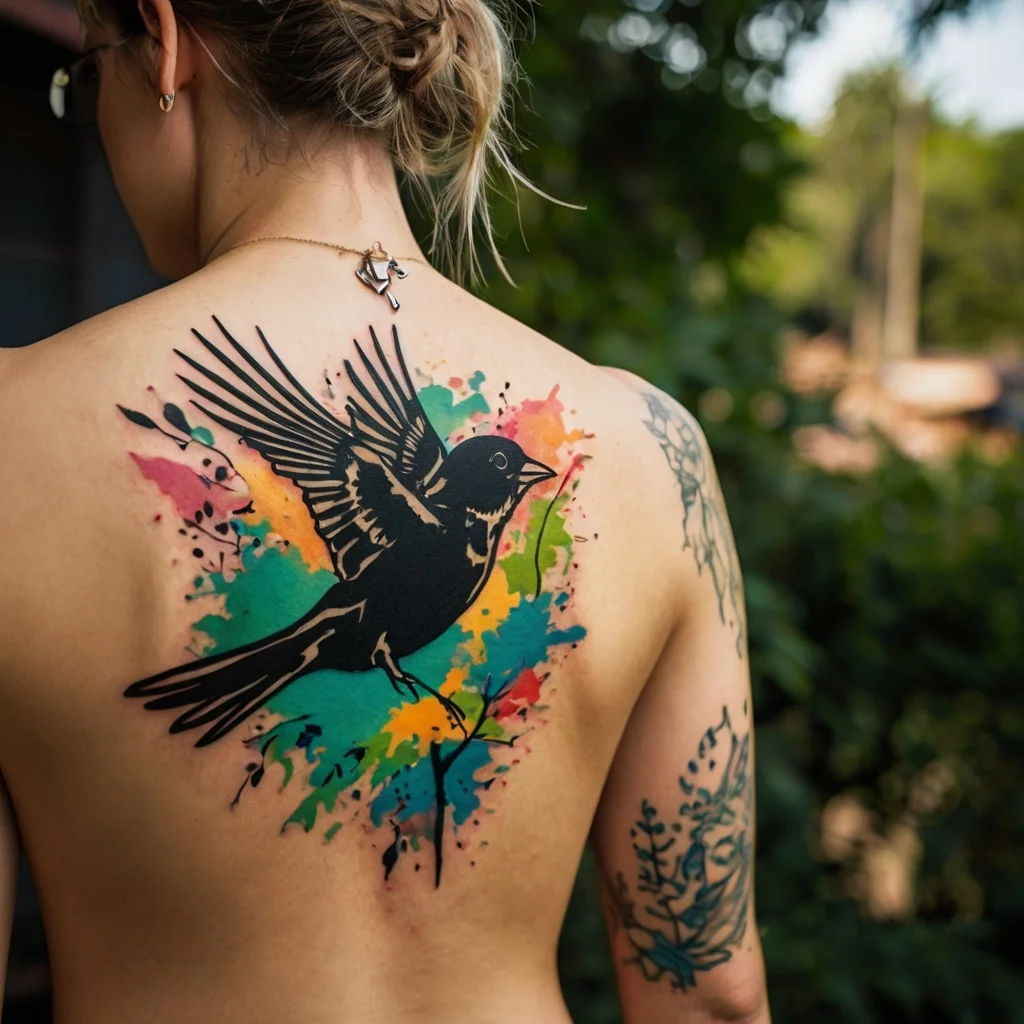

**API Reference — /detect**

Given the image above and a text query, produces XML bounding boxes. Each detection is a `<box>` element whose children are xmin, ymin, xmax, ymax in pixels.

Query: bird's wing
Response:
<box><xmin>341</xmin><ymin>325</ymin><xmax>450</xmax><ymax>506</ymax></box>
<box><xmin>175</xmin><ymin>318</ymin><xmax>444</xmax><ymax>582</ymax></box>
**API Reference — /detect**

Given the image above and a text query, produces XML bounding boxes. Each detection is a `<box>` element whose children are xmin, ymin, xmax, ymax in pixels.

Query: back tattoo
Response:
<box><xmin>117</xmin><ymin>317</ymin><xmax>590</xmax><ymax>886</ymax></box>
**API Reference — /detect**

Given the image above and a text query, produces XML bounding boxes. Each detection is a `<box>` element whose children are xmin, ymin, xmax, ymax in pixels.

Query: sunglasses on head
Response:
<box><xmin>50</xmin><ymin>41</ymin><xmax>126</xmax><ymax>127</ymax></box>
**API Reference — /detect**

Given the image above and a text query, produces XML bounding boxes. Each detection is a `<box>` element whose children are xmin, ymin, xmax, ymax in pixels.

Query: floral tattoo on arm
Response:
<box><xmin>606</xmin><ymin>704</ymin><xmax>753</xmax><ymax>992</ymax></box>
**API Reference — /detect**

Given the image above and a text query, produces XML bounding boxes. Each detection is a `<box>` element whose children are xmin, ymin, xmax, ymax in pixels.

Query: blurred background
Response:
<box><xmin>2</xmin><ymin>0</ymin><xmax>1022</xmax><ymax>1020</ymax></box>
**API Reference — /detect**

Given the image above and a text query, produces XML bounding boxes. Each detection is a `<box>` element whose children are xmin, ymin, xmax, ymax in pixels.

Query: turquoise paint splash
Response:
<box><xmin>250</xmin><ymin>589</ymin><xmax>587</xmax><ymax>865</ymax></box>
<box><xmin>463</xmin><ymin>592</ymin><xmax>586</xmax><ymax>694</ymax></box>
<box><xmin>194</xmin><ymin>522</ymin><xmax>335</xmax><ymax>651</ymax></box>
<box><xmin>417</xmin><ymin>384</ymin><xmax>490</xmax><ymax>443</ymax></box>
<box><xmin>371</xmin><ymin>740</ymin><xmax>492</xmax><ymax>829</ymax></box>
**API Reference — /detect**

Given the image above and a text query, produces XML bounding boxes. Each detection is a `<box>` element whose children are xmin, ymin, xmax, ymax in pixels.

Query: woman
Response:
<box><xmin>0</xmin><ymin>2</ymin><xmax>768</xmax><ymax>1021</ymax></box>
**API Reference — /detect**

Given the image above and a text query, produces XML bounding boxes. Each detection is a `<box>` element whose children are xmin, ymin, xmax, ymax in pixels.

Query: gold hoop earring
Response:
<box><xmin>159</xmin><ymin>92</ymin><xmax>175</xmax><ymax>113</ymax></box>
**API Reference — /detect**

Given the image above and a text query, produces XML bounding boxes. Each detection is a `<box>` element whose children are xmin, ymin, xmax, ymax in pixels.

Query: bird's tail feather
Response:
<box><xmin>125</xmin><ymin>614</ymin><xmax>343</xmax><ymax>747</ymax></box>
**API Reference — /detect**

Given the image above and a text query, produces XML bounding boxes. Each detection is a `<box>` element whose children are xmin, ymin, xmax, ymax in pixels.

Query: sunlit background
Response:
<box><xmin>2</xmin><ymin>1</ymin><xmax>1022</xmax><ymax>1021</ymax></box>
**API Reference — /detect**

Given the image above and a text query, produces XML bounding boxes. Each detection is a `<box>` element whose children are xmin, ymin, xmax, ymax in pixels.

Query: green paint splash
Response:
<box><xmin>502</xmin><ymin>494</ymin><xmax>575</xmax><ymax>597</ymax></box>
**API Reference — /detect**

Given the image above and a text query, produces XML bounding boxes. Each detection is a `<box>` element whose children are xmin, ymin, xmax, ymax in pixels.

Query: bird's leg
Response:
<box><xmin>372</xmin><ymin>635</ymin><xmax>467</xmax><ymax>734</ymax></box>
<box><xmin>372</xmin><ymin>635</ymin><xmax>418</xmax><ymax>700</ymax></box>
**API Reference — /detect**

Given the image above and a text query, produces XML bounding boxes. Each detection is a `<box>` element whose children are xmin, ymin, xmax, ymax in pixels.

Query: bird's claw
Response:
<box><xmin>400</xmin><ymin>673</ymin><xmax>467</xmax><ymax>731</ymax></box>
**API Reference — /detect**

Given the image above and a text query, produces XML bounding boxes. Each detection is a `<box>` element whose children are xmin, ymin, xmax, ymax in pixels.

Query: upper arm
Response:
<box><xmin>0</xmin><ymin>772</ymin><xmax>19</xmax><ymax>1009</ymax></box>
<box><xmin>592</xmin><ymin>386</ymin><xmax>768</xmax><ymax>1023</ymax></box>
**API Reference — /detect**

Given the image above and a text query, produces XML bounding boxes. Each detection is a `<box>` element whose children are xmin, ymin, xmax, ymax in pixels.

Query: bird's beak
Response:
<box><xmin>516</xmin><ymin>458</ymin><xmax>557</xmax><ymax>496</ymax></box>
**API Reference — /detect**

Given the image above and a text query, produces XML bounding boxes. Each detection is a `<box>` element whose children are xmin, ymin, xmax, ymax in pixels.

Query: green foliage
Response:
<box><xmin>718</xmin><ymin>349</ymin><xmax>1024</xmax><ymax>1022</ymax></box>
<box><xmin>911</xmin><ymin>0</ymin><xmax>997</xmax><ymax>35</ymax></box>
<box><xmin>443</xmin><ymin>2</ymin><xmax>1024</xmax><ymax>1021</ymax></box>
<box><xmin>455</xmin><ymin>0</ymin><xmax>828</xmax><ymax>332</ymax></box>
<box><xmin>921</xmin><ymin>126</ymin><xmax>1024</xmax><ymax>347</ymax></box>
<box><xmin>742</xmin><ymin>66</ymin><xmax>1024</xmax><ymax>350</ymax></box>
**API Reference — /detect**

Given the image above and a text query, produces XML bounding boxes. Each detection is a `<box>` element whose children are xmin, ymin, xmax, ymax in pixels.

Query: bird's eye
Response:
<box><xmin>490</xmin><ymin>451</ymin><xmax>509</xmax><ymax>471</ymax></box>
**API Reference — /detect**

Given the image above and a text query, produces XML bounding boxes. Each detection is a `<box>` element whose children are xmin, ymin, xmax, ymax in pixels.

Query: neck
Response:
<box><xmin>195</xmin><ymin>126</ymin><xmax>426</xmax><ymax>269</ymax></box>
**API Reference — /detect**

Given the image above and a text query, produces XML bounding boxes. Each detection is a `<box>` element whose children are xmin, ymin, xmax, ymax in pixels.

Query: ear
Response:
<box><xmin>137</xmin><ymin>0</ymin><xmax>179</xmax><ymax>100</ymax></box>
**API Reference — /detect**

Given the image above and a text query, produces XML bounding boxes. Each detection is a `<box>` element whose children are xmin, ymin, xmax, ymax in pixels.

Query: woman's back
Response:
<box><xmin>0</xmin><ymin>0</ymin><xmax>768</xmax><ymax>1020</ymax></box>
<box><xmin>0</xmin><ymin>257</ymin><xmax>674</xmax><ymax>1022</ymax></box>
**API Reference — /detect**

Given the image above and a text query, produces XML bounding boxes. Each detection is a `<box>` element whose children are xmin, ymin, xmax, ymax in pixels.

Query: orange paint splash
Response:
<box><xmin>497</xmin><ymin>387</ymin><xmax>587</xmax><ymax>540</ymax></box>
<box><xmin>500</xmin><ymin>386</ymin><xmax>585</xmax><ymax>472</ymax></box>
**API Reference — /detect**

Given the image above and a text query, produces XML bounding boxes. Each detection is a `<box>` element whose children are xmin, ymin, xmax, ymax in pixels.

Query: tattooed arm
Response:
<box><xmin>593</xmin><ymin>382</ymin><xmax>768</xmax><ymax>1023</ymax></box>
<box><xmin>0</xmin><ymin>773</ymin><xmax>17</xmax><ymax>1008</ymax></box>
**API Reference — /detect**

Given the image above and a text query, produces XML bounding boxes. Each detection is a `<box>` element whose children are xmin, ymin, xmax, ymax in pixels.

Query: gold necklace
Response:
<box><xmin>210</xmin><ymin>236</ymin><xmax>424</xmax><ymax>312</ymax></box>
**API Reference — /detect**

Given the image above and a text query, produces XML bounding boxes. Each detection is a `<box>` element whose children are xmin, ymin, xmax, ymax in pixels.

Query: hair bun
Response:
<box><xmin>387</xmin><ymin>1</ymin><xmax>459</xmax><ymax>94</ymax></box>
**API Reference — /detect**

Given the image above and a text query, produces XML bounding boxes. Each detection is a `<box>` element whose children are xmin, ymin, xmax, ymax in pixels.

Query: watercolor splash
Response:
<box><xmin>123</xmin><ymin>362</ymin><xmax>589</xmax><ymax>884</ymax></box>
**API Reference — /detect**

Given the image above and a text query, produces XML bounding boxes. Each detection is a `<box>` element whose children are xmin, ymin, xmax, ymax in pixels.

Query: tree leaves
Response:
<box><xmin>117</xmin><ymin>405</ymin><xmax>158</xmax><ymax>430</ymax></box>
<box><xmin>163</xmin><ymin>402</ymin><xmax>191</xmax><ymax>434</ymax></box>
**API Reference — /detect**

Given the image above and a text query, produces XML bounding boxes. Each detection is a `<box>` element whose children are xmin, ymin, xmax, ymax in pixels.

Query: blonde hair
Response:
<box><xmin>89</xmin><ymin>0</ymin><xmax>547</xmax><ymax>283</ymax></box>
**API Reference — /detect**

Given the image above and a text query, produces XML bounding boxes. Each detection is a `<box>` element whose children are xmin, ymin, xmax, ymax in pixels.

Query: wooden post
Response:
<box><xmin>882</xmin><ymin>97</ymin><xmax>928</xmax><ymax>362</ymax></box>
<box><xmin>851</xmin><ymin>213</ymin><xmax>888</xmax><ymax>371</ymax></box>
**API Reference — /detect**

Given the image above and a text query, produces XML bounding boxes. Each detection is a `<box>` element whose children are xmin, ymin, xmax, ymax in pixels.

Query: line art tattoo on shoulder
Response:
<box><xmin>606</xmin><ymin>703</ymin><xmax>753</xmax><ymax>992</ymax></box>
<box><xmin>641</xmin><ymin>391</ymin><xmax>745</xmax><ymax>658</ymax></box>
<box><xmin>117</xmin><ymin>316</ymin><xmax>590</xmax><ymax>887</ymax></box>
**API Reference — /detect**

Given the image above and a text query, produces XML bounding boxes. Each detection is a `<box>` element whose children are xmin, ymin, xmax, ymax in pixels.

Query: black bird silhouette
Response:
<box><xmin>124</xmin><ymin>317</ymin><xmax>556</xmax><ymax>746</ymax></box>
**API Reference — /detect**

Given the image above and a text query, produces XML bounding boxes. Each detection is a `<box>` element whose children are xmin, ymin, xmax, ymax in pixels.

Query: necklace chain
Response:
<box><xmin>205</xmin><ymin>236</ymin><xmax>422</xmax><ymax>312</ymax></box>
<box><xmin>209</xmin><ymin>235</ymin><xmax>425</xmax><ymax>265</ymax></box>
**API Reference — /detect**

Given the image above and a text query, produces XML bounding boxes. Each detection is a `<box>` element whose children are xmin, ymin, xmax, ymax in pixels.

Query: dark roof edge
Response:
<box><xmin>0</xmin><ymin>0</ymin><xmax>83</xmax><ymax>50</ymax></box>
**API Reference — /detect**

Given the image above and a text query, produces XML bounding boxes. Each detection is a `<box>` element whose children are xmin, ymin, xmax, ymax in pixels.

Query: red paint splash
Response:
<box><xmin>494</xmin><ymin>668</ymin><xmax>542</xmax><ymax>720</ymax></box>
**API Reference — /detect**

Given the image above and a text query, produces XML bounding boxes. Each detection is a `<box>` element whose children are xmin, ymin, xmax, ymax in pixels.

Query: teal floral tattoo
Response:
<box><xmin>641</xmin><ymin>391</ymin><xmax>745</xmax><ymax>658</ymax></box>
<box><xmin>608</xmin><ymin>705</ymin><xmax>753</xmax><ymax>992</ymax></box>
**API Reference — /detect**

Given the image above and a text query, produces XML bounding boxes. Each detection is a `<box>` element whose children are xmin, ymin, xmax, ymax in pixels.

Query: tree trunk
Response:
<box><xmin>883</xmin><ymin>98</ymin><xmax>928</xmax><ymax>362</ymax></box>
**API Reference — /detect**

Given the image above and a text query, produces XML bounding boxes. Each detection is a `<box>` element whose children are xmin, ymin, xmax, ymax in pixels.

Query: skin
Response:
<box><xmin>0</xmin><ymin>1</ymin><xmax>769</xmax><ymax>1021</ymax></box>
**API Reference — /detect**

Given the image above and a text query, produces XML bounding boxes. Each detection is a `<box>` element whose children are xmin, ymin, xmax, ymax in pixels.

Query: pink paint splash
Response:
<box><xmin>491</xmin><ymin>386</ymin><xmax>589</xmax><ymax>543</ymax></box>
<box><xmin>129</xmin><ymin>454</ymin><xmax>250</xmax><ymax>521</ymax></box>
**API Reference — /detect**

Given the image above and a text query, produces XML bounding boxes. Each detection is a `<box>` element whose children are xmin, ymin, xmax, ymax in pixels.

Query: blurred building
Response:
<box><xmin>784</xmin><ymin>331</ymin><xmax>1023</xmax><ymax>471</ymax></box>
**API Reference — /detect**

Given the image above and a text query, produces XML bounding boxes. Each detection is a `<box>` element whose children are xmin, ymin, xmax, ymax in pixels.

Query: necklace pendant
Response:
<box><xmin>355</xmin><ymin>241</ymin><xmax>408</xmax><ymax>311</ymax></box>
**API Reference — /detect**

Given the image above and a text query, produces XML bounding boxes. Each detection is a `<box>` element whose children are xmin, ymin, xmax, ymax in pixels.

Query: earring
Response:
<box><xmin>159</xmin><ymin>92</ymin><xmax>175</xmax><ymax>113</ymax></box>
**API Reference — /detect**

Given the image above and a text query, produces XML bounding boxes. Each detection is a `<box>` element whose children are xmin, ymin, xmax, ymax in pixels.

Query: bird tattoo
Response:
<box><xmin>123</xmin><ymin>318</ymin><xmax>556</xmax><ymax>747</ymax></box>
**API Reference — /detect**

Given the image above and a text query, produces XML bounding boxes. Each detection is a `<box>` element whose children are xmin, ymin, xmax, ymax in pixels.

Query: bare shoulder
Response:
<box><xmin>592</xmin><ymin>365</ymin><xmax>714</xmax><ymax>518</ymax></box>
<box><xmin>598</xmin><ymin>365</ymin><xmax>705</xmax><ymax>440</ymax></box>
<box><xmin>0</xmin><ymin>287</ymin><xmax>189</xmax><ymax>625</ymax></box>
<box><xmin>0</xmin><ymin>288</ymin><xmax>168</xmax><ymax>468</ymax></box>
<box><xmin>1</xmin><ymin>279</ymin><xmax>191</xmax><ymax>405</ymax></box>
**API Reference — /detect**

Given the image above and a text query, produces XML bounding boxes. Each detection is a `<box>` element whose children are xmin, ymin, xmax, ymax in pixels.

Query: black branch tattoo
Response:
<box><xmin>607</xmin><ymin>705</ymin><xmax>753</xmax><ymax>993</ymax></box>
<box><xmin>641</xmin><ymin>391</ymin><xmax>746</xmax><ymax>658</ymax></box>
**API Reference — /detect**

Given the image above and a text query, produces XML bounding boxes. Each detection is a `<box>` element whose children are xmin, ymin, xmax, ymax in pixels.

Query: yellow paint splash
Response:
<box><xmin>381</xmin><ymin>568</ymin><xmax>520</xmax><ymax>756</ymax></box>
<box><xmin>236</xmin><ymin>452</ymin><xmax>332</xmax><ymax>572</ymax></box>
<box><xmin>456</xmin><ymin>566</ymin><xmax>520</xmax><ymax>663</ymax></box>
<box><xmin>383</xmin><ymin>665</ymin><xmax>469</xmax><ymax>756</ymax></box>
